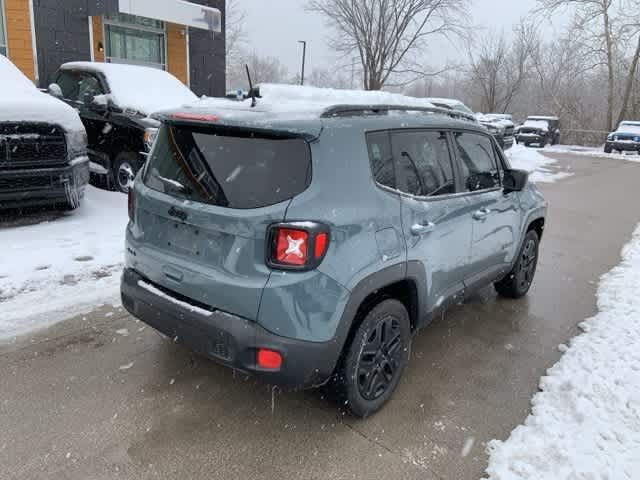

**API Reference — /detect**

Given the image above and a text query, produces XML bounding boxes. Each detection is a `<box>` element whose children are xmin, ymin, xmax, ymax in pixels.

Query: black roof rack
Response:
<box><xmin>320</xmin><ymin>104</ymin><xmax>477</xmax><ymax>122</ymax></box>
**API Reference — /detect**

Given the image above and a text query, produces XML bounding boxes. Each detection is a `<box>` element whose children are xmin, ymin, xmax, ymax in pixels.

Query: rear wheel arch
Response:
<box><xmin>334</xmin><ymin>262</ymin><xmax>426</xmax><ymax>368</ymax></box>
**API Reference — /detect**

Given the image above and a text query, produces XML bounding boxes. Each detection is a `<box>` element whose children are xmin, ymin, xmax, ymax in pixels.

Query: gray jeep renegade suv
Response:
<box><xmin>121</xmin><ymin>104</ymin><xmax>547</xmax><ymax>417</ymax></box>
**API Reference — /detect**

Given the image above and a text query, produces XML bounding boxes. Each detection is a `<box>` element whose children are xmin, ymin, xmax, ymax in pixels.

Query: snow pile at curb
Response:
<box><xmin>485</xmin><ymin>224</ymin><xmax>640</xmax><ymax>479</ymax></box>
<box><xmin>506</xmin><ymin>145</ymin><xmax>572</xmax><ymax>183</ymax></box>
<box><xmin>0</xmin><ymin>187</ymin><xmax>127</xmax><ymax>341</ymax></box>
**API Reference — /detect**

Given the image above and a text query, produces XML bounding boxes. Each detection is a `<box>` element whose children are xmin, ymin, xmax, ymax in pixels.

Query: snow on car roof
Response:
<box><xmin>523</xmin><ymin>119</ymin><xmax>551</xmax><ymax>130</ymax></box>
<box><xmin>193</xmin><ymin>83</ymin><xmax>442</xmax><ymax>118</ymax></box>
<box><xmin>61</xmin><ymin>62</ymin><xmax>198</xmax><ymax>116</ymax></box>
<box><xmin>0</xmin><ymin>54</ymin><xmax>37</xmax><ymax>93</ymax></box>
<box><xmin>0</xmin><ymin>55</ymin><xmax>85</xmax><ymax>132</ymax></box>
<box><xmin>528</xmin><ymin>115</ymin><xmax>559</xmax><ymax>121</ymax></box>
<box><xmin>426</xmin><ymin>97</ymin><xmax>474</xmax><ymax>115</ymax></box>
<box><xmin>615</xmin><ymin>123</ymin><xmax>640</xmax><ymax>135</ymax></box>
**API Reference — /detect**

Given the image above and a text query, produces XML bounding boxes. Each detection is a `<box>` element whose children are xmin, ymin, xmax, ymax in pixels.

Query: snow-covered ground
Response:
<box><xmin>547</xmin><ymin>144</ymin><xmax>640</xmax><ymax>163</ymax></box>
<box><xmin>506</xmin><ymin>144</ymin><xmax>573</xmax><ymax>183</ymax></box>
<box><xmin>0</xmin><ymin>187</ymin><xmax>127</xmax><ymax>341</ymax></box>
<box><xmin>486</xmin><ymin>223</ymin><xmax>640</xmax><ymax>479</ymax></box>
<box><xmin>0</xmin><ymin>145</ymin><xmax>569</xmax><ymax>342</ymax></box>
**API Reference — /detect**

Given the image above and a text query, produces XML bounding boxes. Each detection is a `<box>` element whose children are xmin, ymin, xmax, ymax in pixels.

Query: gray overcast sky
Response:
<box><xmin>236</xmin><ymin>0</ymin><xmax>543</xmax><ymax>77</ymax></box>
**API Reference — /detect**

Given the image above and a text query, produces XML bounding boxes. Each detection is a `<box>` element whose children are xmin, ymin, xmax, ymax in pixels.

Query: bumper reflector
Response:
<box><xmin>257</xmin><ymin>349</ymin><xmax>282</xmax><ymax>370</ymax></box>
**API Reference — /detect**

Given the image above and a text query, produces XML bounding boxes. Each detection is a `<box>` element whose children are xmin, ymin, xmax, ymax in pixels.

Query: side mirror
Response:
<box><xmin>48</xmin><ymin>83</ymin><xmax>63</xmax><ymax>98</ymax></box>
<box><xmin>503</xmin><ymin>169</ymin><xmax>529</xmax><ymax>193</ymax></box>
<box><xmin>466</xmin><ymin>172</ymin><xmax>496</xmax><ymax>192</ymax></box>
<box><xmin>82</xmin><ymin>91</ymin><xmax>96</xmax><ymax>105</ymax></box>
<box><xmin>89</xmin><ymin>94</ymin><xmax>109</xmax><ymax>113</ymax></box>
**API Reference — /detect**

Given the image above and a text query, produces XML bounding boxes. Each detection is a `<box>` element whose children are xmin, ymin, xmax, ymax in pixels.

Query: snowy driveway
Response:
<box><xmin>0</xmin><ymin>187</ymin><xmax>127</xmax><ymax>339</ymax></box>
<box><xmin>1</xmin><ymin>151</ymin><xmax>637</xmax><ymax>479</ymax></box>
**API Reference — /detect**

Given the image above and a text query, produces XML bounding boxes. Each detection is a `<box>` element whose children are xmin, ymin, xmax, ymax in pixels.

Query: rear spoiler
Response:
<box><xmin>155</xmin><ymin>111</ymin><xmax>322</xmax><ymax>142</ymax></box>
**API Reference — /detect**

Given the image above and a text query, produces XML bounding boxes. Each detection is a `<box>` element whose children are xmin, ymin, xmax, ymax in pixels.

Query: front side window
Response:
<box><xmin>392</xmin><ymin>130</ymin><xmax>455</xmax><ymax>197</ymax></box>
<box><xmin>56</xmin><ymin>70</ymin><xmax>104</xmax><ymax>103</ymax></box>
<box><xmin>104</xmin><ymin>13</ymin><xmax>165</xmax><ymax>70</ymax></box>
<box><xmin>0</xmin><ymin>0</ymin><xmax>7</xmax><ymax>56</ymax></box>
<box><xmin>144</xmin><ymin>125</ymin><xmax>312</xmax><ymax>209</ymax></box>
<box><xmin>453</xmin><ymin>132</ymin><xmax>500</xmax><ymax>192</ymax></box>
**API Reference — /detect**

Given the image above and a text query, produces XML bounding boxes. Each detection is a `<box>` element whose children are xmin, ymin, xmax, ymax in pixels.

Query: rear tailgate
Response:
<box><xmin>128</xmin><ymin>121</ymin><xmax>312</xmax><ymax>321</ymax></box>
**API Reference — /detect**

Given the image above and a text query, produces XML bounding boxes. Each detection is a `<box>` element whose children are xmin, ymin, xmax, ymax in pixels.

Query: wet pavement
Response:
<box><xmin>2</xmin><ymin>152</ymin><xmax>640</xmax><ymax>480</ymax></box>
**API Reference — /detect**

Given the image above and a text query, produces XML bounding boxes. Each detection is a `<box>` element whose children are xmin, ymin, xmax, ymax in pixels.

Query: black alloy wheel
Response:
<box><xmin>336</xmin><ymin>299</ymin><xmax>411</xmax><ymax>418</ymax></box>
<box><xmin>495</xmin><ymin>230</ymin><xmax>540</xmax><ymax>299</ymax></box>
<box><xmin>357</xmin><ymin>315</ymin><xmax>404</xmax><ymax>401</ymax></box>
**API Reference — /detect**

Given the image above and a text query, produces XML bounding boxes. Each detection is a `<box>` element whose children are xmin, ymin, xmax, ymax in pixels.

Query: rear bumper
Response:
<box><xmin>120</xmin><ymin>268</ymin><xmax>341</xmax><ymax>388</ymax></box>
<box><xmin>0</xmin><ymin>157</ymin><xmax>89</xmax><ymax>208</ymax></box>
<box><xmin>500</xmin><ymin>135</ymin><xmax>515</xmax><ymax>150</ymax></box>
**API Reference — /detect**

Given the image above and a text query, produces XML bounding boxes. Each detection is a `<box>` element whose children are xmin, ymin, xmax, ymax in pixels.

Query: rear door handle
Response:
<box><xmin>411</xmin><ymin>222</ymin><xmax>436</xmax><ymax>236</ymax></box>
<box><xmin>473</xmin><ymin>208</ymin><xmax>492</xmax><ymax>220</ymax></box>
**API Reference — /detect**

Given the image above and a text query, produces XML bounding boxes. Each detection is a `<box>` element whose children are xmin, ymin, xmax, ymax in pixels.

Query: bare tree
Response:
<box><xmin>616</xmin><ymin>0</ymin><xmax>640</xmax><ymax>124</ymax></box>
<box><xmin>307</xmin><ymin>0</ymin><xmax>469</xmax><ymax>90</ymax></box>
<box><xmin>467</xmin><ymin>21</ymin><xmax>538</xmax><ymax>113</ymax></box>
<box><xmin>244</xmin><ymin>52</ymin><xmax>291</xmax><ymax>84</ymax></box>
<box><xmin>225</xmin><ymin>0</ymin><xmax>248</xmax><ymax>90</ymax></box>
<box><xmin>538</xmin><ymin>0</ymin><xmax>619</xmax><ymax>130</ymax></box>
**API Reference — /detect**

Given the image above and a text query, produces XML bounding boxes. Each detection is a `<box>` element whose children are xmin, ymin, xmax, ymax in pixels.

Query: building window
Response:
<box><xmin>0</xmin><ymin>0</ymin><xmax>7</xmax><ymax>57</ymax></box>
<box><xmin>103</xmin><ymin>13</ymin><xmax>165</xmax><ymax>70</ymax></box>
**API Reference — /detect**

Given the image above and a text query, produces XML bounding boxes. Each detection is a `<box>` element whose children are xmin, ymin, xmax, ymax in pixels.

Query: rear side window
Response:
<box><xmin>391</xmin><ymin>130</ymin><xmax>455</xmax><ymax>197</ymax></box>
<box><xmin>366</xmin><ymin>132</ymin><xmax>395</xmax><ymax>189</ymax></box>
<box><xmin>453</xmin><ymin>132</ymin><xmax>500</xmax><ymax>192</ymax></box>
<box><xmin>144</xmin><ymin>125</ymin><xmax>312</xmax><ymax>209</ymax></box>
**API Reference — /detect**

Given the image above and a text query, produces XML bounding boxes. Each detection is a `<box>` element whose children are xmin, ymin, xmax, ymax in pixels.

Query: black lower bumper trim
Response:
<box><xmin>0</xmin><ymin>159</ymin><xmax>89</xmax><ymax>208</ymax></box>
<box><xmin>121</xmin><ymin>269</ymin><xmax>341</xmax><ymax>388</ymax></box>
<box><xmin>608</xmin><ymin>142</ymin><xmax>640</xmax><ymax>152</ymax></box>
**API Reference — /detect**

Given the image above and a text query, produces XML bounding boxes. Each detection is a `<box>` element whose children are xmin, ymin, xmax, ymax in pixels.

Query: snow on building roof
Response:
<box><xmin>61</xmin><ymin>62</ymin><xmax>198</xmax><ymax>116</ymax></box>
<box><xmin>0</xmin><ymin>55</ymin><xmax>85</xmax><ymax>132</ymax></box>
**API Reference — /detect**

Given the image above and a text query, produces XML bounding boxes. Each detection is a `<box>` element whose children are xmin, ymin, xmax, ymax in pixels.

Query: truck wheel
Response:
<box><xmin>55</xmin><ymin>201</ymin><xmax>79</xmax><ymax>212</ymax></box>
<box><xmin>336</xmin><ymin>299</ymin><xmax>411</xmax><ymax>418</ymax></box>
<box><xmin>604</xmin><ymin>144</ymin><xmax>612</xmax><ymax>154</ymax></box>
<box><xmin>495</xmin><ymin>230</ymin><xmax>540</xmax><ymax>299</ymax></box>
<box><xmin>112</xmin><ymin>152</ymin><xmax>139</xmax><ymax>194</ymax></box>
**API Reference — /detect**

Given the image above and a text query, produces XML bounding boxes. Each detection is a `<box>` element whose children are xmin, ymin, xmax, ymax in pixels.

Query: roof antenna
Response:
<box><xmin>246</xmin><ymin>64</ymin><xmax>257</xmax><ymax>108</ymax></box>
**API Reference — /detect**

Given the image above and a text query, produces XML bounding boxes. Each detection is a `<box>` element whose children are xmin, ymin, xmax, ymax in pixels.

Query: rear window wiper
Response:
<box><xmin>158</xmin><ymin>176</ymin><xmax>193</xmax><ymax>195</ymax></box>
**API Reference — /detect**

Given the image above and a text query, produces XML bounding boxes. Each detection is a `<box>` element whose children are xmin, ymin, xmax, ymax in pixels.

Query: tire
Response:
<box><xmin>335</xmin><ymin>299</ymin><xmax>411</xmax><ymax>418</ymax></box>
<box><xmin>604</xmin><ymin>144</ymin><xmax>612</xmax><ymax>154</ymax></box>
<box><xmin>55</xmin><ymin>201</ymin><xmax>79</xmax><ymax>212</ymax></box>
<box><xmin>524</xmin><ymin>142</ymin><xmax>531</xmax><ymax>147</ymax></box>
<box><xmin>111</xmin><ymin>152</ymin><xmax>139</xmax><ymax>194</ymax></box>
<box><xmin>495</xmin><ymin>230</ymin><xmax>540</xmax><ymax>299</ymax></box>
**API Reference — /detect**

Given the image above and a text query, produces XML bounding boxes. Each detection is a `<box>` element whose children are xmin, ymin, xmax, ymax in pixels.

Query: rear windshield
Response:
<box><xmin>143</xmin><ymin>125</ymin><xmax>312</xmax><ymax>209</ymax></box>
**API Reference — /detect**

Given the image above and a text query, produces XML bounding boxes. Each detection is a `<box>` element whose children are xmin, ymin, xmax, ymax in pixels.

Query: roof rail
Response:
<box><xmin>320</xmin><ymin>104</ymin><xmax>477</xmax><ymax>122</ymax></box>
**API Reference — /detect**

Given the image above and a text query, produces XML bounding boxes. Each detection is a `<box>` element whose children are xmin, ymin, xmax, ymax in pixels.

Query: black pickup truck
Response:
<box><xmin>47</xmin><ymin>62</ymin><xmax>197</xmax><ymax>193</ymax></box>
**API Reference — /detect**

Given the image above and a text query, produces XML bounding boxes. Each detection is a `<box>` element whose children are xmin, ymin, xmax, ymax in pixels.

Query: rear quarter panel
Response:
<box><xmin>258</xmin><ymin>125</ymin><xmax>407</xmax><ymax>342</ymax></box>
